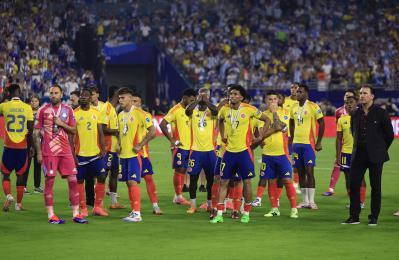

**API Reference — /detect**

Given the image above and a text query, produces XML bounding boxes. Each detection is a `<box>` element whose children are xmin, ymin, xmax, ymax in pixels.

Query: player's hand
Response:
<box><xmin>334</xmin><ymin>158</ymin><xmax>341</xmax><ymax>167</ymax></box>
<box><xmin>170</xmin><ymin>138</ymin><xmax>182</xmax><ymax>149</ymax></box>
<box><xmin>133</xmin><ymin>144</ymin><xmax>142</xmax><ymax>154</ymax></box>
<box><xmin>269</xmin><ymin>103</ymin><xmax>278</xmax><ymax>113</ymax></box>
<box><xmin>100</xmin><ymin>149</ymin><xmax>107</xmax><ymax>158</ymax></box>
<box><xmin>315</xmin><ymin>142</ymin><xmax>322</xmax><ymax>151</ymax></box>
<box><xmin>73</xmin><ymin>156</ymin><xmax>79</xmax><ymax>167</ymax></box>
<box><xmin>36</xmin><ymin>152</ymin><xmax>42</xmax><ymax>164</ymax></box>
<box><xmin>29</xmin><ymin>147</ymin><xmax>35</xmax><ymax>158</ymax></box>
<box><xmin>221</xmin><ymin>137</ymin><xmax>227</xmax><ymax>144</ymax></box>
<box><xmin>53</xmin><ymin>116</ymin><xmax>63</xmax><ymax>127</ymax></box>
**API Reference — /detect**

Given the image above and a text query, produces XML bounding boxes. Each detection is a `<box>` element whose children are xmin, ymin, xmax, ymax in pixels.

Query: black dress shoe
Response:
<box><xmin>341</xmin><ymin>216</ymin><xmax>360</xmax><ymax>225</ymax></box>
<box><xmin>368</xmin><ymin>215</ymin><xmax>378</xmax><ymax>226</ymax></box>
<box><xmin>199</xmin><ymin>185</ymin><xmax>207</xmax><ymax>192</ymax></box>
<box><xmin>182</xmin><ymin>184</ymin><xmax>189</xmax><ymax>192</ymax></box>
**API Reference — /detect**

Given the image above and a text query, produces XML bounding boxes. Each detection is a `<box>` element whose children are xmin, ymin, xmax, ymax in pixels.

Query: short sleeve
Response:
<box><xmin>144</xmin><ymin>112</ymin><xmax>153</xmax><ymax>129</ymax></box>
<box><xmin>313</xmin><ymin>104</ymin><xmax>324</xmax><ymax>120</ymax></box>
<box><xmin>109</xmin><ymin>108</ymin><xmax>118</xmax><ymax>130</ymax></box>
<box><xmin>163</xmin><ymin>108</ymin><xmax>176</xmax><ymax>124</ymax></box>
<box><xmin>34</xmin><ymin>106</ymin><xmax>44</xmax><ymax>129</ymax></box>
<box><xmin>252</xmin><ymin>107</ymin><xmax>262</xmax><ymax>119</ymax></box>
<box><xmin>67</xmin><ymin>107</ymin><xmax>76</xmax><ymax>127</ymax></box>
<box><xmin>337</xmin><ymin>118</ymin><xmax>343</xmax><ymax>132</ymax></box>
<box><xmin>26</xmin><ymin>105</ymin><xmax>34</xmax><ymax>121</ymax></box>
<box><xmin>218</xmin><ymin>107</ymin><xmax>226</xmax><ymax>120</ymax></box>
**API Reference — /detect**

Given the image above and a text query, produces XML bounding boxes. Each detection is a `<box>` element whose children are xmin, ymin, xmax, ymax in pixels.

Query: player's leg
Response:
<box><xmin>15</xmin><ymin>149</ymin><xmax>29</xmax><ymax>210</ymax></box>
<box><xmin>231</xmin><ymin>179</ymin><xmax>243</xmax><ymax>219</ymax></box>
<box><xmin>33</xmin><ymin>154</ymin><xmax>43</xmax><ymax>193</ymax></box>
<box><xmin>22</xmin><ymin>156</ymin><xmax>32</xmax><ymax>193</ymax></box>
<box><xmin>76</xmin><ymin>156</ymin><xmax>89</xmax><ymax>217</ymax></box>
<box><xmin>263</xmin><ymin>156</ymin><xmax>279</xmax><ymax>217</ymax></box>
<box><xmin>294</xmin><ymin>145</ymin><xmax>309</xmax><ymax>208</ymax></box>
<box><xmin>121</xmin><ymin>157</ymin><xmax>142</xmax><ymax>222</ymax></box>
<box><xmin>108</xmin><ymin>152</ymin><xmax>124</xmax><ymax>209</ymax></box>
<box><xmin>239</xmin><ymin>150</ymin><xmax>256</xmax><ymax>223</ymax></box>
<box><xmin>303</xmin><ymin>145</ymin><xmax>317</xmax><ymax>209</ymax></box>
<box><xmin>323</xmin><ymin>163</ymin><xmax>341</xmax><ymax>196</ymax></box>
<box><xmin>253</xmin><ymin>155</ymin><xmax>267</xmax><ymax>207</ymax></box>
<box><xmin>142</xmin><ymin>157</ymin><xmax>161</xmax><ymax>214</ymax></box>
<box><xmin>172</xmin><ymin>148</ymin><xmax>190</xmax><ymax>205</ymax></box>
<box><xmin>278</xmin><ymin>155</ymin><xmax>297</xmax><ymax>217</ymax></box>
<box><xmin>199</xmin><ymin>169</ymin><xmax>207</xmax><ymax>192</ymax></box>
<box><xmin>1</xmin><ymin>148</ymin><xmax>14</xmax><ymax>211</ymax></box>
<box><xmin>288</xmin><ymin>143</ymin><xmax>300</xmax><ymax>194</ymax></box>
<box><xmin>92</xmin><ymin>158</ymin><xmax>108</xmax><ymax>216</ymax></box>
<box><xmin>203</xmin><ymin>153</ymin><xmax>215</xmax><ymax>212</ymax></box>
<box><xmin>187</xmin><ymin>151</ymin><xmax>202</xmax><ymax>213</ymax></box>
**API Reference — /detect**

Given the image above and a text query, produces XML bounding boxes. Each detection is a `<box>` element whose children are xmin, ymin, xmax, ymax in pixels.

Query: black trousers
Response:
<box><xmin>24</xmin><ymin>155</ymin><xmax>42</xmax><ymax>188</ymax></box>
<box><xmin>85</xmin><ymin>171</ymin><xmax>95</xmax><ymax>207</ymax></box>
<box><xmin>350</xmin><ymin>148</ymin><xmax>383</xmax><ymax>219</ymax></box>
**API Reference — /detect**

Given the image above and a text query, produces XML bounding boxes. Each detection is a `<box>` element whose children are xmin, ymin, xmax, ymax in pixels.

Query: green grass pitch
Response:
<box><xmin>0</xmin><ymin>138</ymin><xmax>398</xmax><ymax>259</ymax></box>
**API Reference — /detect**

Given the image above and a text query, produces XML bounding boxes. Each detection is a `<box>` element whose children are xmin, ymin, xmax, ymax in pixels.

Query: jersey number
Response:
<box><xmin>87</xmin><ymin>122</ymin><xmax>92</xmax><ymax>130</ymax></box>
<box><xmin>6</xmin><ymin>115</ymin><xmax>25</xmax><ymax>132</ymax></box>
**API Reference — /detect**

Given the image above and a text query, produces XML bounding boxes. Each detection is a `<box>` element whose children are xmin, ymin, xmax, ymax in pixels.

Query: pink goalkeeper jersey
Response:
<box><xmin>335</xmin><ymin>105</ymin><xmax>347</xmax><ymax>122</ymax></box>
<box><xmin>35</xmin><ymin>103</ymin><xmax>76</xmax><ymax>156</ymax></box>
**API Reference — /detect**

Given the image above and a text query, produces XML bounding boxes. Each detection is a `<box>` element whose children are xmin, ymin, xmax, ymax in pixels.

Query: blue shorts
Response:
<box><xmin>214</xmin><ymin>156</ymin><xmax>222</xmax><ymax>176</ymax></box>
<box><xmin>172</xmin><ymin>148</ymin><xmax>190</xmax><ymax>169</ymax></box>
<box><xmin>187</xmin><ymin>150</ymin><xmax>217</xmax><ymax>176</ymax></box>
<box><xmin>292</xmin><ymin>144</ymin><xmax>316</xmax><ymax>169</ymax></box>
<box><xmin>77</xmin><ymin>155</ymin><xmax>106</xmax><ymax>180</ymax></box>
<box><xmin>119</xmin><ymin>157</ymin><xmax>141</xmax><ymax>182</ymax></box>
<box><xmin>220</xmin><ymin>150</ymin><xmax>255</xmax><ymax>180</ymax></box>
<box><xmin>141</xmin><ymin>157</ymin><xmax>153</xmax><ymax>177</ymax></box>
<box><xmin>105</xmin><ymin>152</ymin><xmax>119</xmax><ymax>171</ymax></box>
<box><xmin>260</xmin><ymin>155</ymin><xmax>292</xmax><ymax>180</ymax></box>
<box><xmin>288</xmin><ymin>143</ymin><xmax>293</xmax><ymax>155</ymax></box>
<box><xmin>340</xmin><ymin>153</ymin><xmax>352</xmax><ymax>172</ymax></box>
<box><xmin>1</xmin><ymin>147</ymin><xmax>28</xmax><ymax>175</ymax></box>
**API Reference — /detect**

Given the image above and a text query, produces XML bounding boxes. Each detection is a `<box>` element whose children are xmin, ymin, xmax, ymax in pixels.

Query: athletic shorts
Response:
<box><xmin>292</xmin><ymin>143</ymin><xmax>316</xmax><ymax>169</ymax></box>
<box><xmin>105</xmin><ymin>152</ymin><xmax>119</xmax><ymax>171</ymax></box>
<box><xmin>214</xmin><ymin>156</ymin><xmax>222</xmax><ymax>176</ymax></box>
<box><xmin>220</xmin><ymin>150</ymin><xmax>255</xmax><ymax>180</ymax></box>
<box><xmin>1</xmin><ymin>147</ymin><xmax>28</xmax><ymax>175</ymax></box>
<box><xmin>172</xmin><ymin>148</ymin><xmax>190</xmax><ymax>169</ymax></box>
<box><xmin>260</xmin><ymin>155</ymin><xmax>292</xmax><ymax>180</ymax></box>
<box><xmin>42</xmin><ymin>155</ymin><xmax>77</xmax><ymax>177</ymax></box>
<box><xmin>119</xmin><ymin>157</ymin><xmax>141</xmax><ymax>182</ymax></box>
<box><xmin>141</xmin><ymin>157</ymin><xmax>153</xmax><ymax>177</ymax></box>
<box><xmin>77</xmin><ymin>155</ymin><xmax>106</xmax><ymax>180</ymax></box>
<box><xmin>340</xmin><ymin>153</ymin><xmax>352</xmax><ymax>172</ymax></box>
<box><xmin>187</xmin><ymin>150</ymin><xmax>217</xmax><ymax>176</ymax></box>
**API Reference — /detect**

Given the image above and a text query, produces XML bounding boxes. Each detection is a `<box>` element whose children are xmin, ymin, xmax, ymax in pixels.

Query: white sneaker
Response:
<box><xmin>294</xmin><ymin>183</ymin><xmax>301</xmax><ymax>194</ymax></box>
<box><xmin>393</xmin><ymin>210</ymin><xmax>399</xmax><ymax>216</ymax></box>
<box><xmin>296</xmin><ymin>201</ymin><xmax>310</xmax><ymax>209</ymax></box>
<box><xmin>122</xmin><ymin>212</ymin><xmax>142</xmax><ymax>222</ymax></box>
<box><xmin>309</xmin><ymin>203</ymin><xmax>319</xmax><ymax>210</ymax></box>
<box><xmin>360</xmin><ymin>203</ymin><xmax>365</xmax><ymax>209</ymax></box>
<box><xmin>251</xmin><ymin>198</ymin><xmax>262</xmax><ymax>207</ymax></box>
<box><xmin>15</xmin><ymin>203</ymin><xmax>25</xmax><ymax>211</ymax></box>
<box><xmin>3</xmin><ymin>194</ymin><xmax>14</xmax><ymax>212</ymax></box>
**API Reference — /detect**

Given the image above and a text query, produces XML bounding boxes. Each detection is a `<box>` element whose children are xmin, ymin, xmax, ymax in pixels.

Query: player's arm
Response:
<box><xmin>315</xmin><ymin>117</ymin><xmax>325</xmax><ymax>151</ymax></box>
<box><xmin>336</xmin><ymin>131</ymin><xmax>343</xmax><ymax>165</ymax></box>
<box><xmin>33</xmin><ymin>128</ymin><xmax>42</xmax><ymax>163</ymax></box>
<box><xmin>204</xmin><ymin>99</ymin><xmax>218</xmax><ymax>116</ymax></box>
<box><xmin>97</xmin><ymin>124</ymin><xmax>106</xmax><ymax>158</ymax></box>
<box><xmin>258</xmin><ymin>113</ymin><xmax>281</xmax><ymax>140</ymax></box>
<box><xmin>289</xmin><ymin>118</ymin><xmax>295</xmax><ymax>145</ymax></box>
<box><xmin>159</xmin><ymin>118</ymin><xmax>180</xmax><ymax>148</ymax></box>
<box><xmin>54</xmin><ymin>116</ymin><xmax>77</xmax><ymax>135</ymax></box>
<box><xmin>185</xmin><ymin>100</ymin><xmax>199</xmax><ymax>117</ymax></box>
<box><xmin>102</xmin><ymin>124</ymin><xmax>119</xmax><ymax>136</ymax></box>
<box><xmin>217</xmin><ymin>98</ymin><xmax>228</xmax><ymax>111</ymax></box>
<box><xmin>133</xmin><ymin>125</ymin><xmax>156</xmax><ymax>153</ymax></box>
<box><xmin>27</xmin><ymin>120</ymin><xmax>34</xmax><ymax>157</ymax></box>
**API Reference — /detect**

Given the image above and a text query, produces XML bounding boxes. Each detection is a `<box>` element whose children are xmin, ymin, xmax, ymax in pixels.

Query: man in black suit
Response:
<box><xmin>342</xmin><ymin>85</ymin><xmax>394</xmax><ymax>226</ymax></box>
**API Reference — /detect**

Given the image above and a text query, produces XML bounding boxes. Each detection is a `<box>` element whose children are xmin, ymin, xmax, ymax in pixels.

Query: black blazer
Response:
<box><xmin>351</xmin><ymin>105</ymin><xmax>394</xmax><ymax>163</ymax></box>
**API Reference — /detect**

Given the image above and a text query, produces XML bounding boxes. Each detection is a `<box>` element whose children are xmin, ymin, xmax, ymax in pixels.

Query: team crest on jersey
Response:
<box><xmin>79</xmin><ymin>116</ymin><xmax>84</xmax><ymax>121</ymax></box>
<box><xmin>92</xmin><ymin>115</ymin><xmax>97</xmax><ymax>120</ymax></box>
<box><xmin>241</xmin><ymin>113</ymin><xmax>246</xmax><ymax>118</ymax></box>
<box><xmin>145</xmin><ymin>117</ymin><xmax>150</xmax><ymax>122</ymax></box>
<box><xmin>61</xmin><ymin>112</ymin><xmax>67</xmax><ymax>119</ymax></box>
<box><xmin>284</xmin><ymin>116</ymin><xmax>289</xmax><ymax>120</ymax></box>
<box><xmin>304</xmin><ymin>111</ymin><xmax>308</xmax><ymax>115</ymax></box>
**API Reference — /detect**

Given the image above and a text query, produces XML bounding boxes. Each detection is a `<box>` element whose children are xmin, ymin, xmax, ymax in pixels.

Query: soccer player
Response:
<box><xmin>131</xmin><ymin>92</ymin><xmax>162</xmax><ymax>215</ymax></box>
<box><xmin>257</xmin><ymin>91</ymin><xmax>298</xmax><ymax>218</ymax></box>
<box><xmin>323</xmin><ymin>89</ymin><xmax>356</xmax><ymax>196</ymax></box>
<box><xmin>289</xmin><ymin>84</ymin><xmax>325</xmax><ymax>209</ymax></box>
<box><xmin>185</xmin><ymin>88</ymin><xmax>218</xmax><ymax>214</ymax></box>
<box><xmin>101</xmin><ymin>86</ymin><xmax>124</xmax><ymax>209</ymax></box>
<box><xmin>211</xmin><ymin>85</ymin><xmax>276</xmax><ymax>224</ymax></box>
<box><xmin>34</xmin><ymin>84</ymin><xmax>86</xmax><ymax>224</ymax></box>
<box><xmin>74</xmin><ymin>88</ymin><xmax>108</xmax><ymax>217</ymax></box>
<box><xmin>0</xmin><ymin>84</ymin><xmax>33</xmax><ymax>212</ymax></box>
<box><xmin>70</xmin><ymin>90</ymin><xmax>80</xmax><ymax>110</ymax></box>
<box><xmin>336</xmin><ymin>96</ymin><xmax>366</xmax><ymax>207</ymax></box>
<box><xmin>90</xmin><ymin>85</ymin><xmax>105</xmax><ymax>111</ymax></box>
<box><xmin>159</xmin><ymin>88</ymin><xmax>196</xmax><ymax>206</ymax></box>
<box><xmin>283</xmin><ymin>83</ymin><xmax>300</xmax><ymax>194</ymax></box>
<box><xmin>117</xmin><ymin>88</ymin><xmax>155</xmax><ymax>222</ymax></box>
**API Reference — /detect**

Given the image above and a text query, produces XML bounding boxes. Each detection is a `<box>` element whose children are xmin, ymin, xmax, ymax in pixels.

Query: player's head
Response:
<box><xmin>118</xmin><ymin>87</ymin><xmax>134</xmax><ymax>110</ymax></box>
<box><xmin>30</xmin><ymin>93</ymin><xmax>40</xmax><ymax>109</ymax></box>
<box><xmin>181</xmin><ymin>88</ymin><xmax>197</xmax><ymax>106</ymax></box>
<box><xmin>228</xmin><ymin>84</ymin><xmax>246</xmax><ymax>105</ymax></box>
<box><xmin>296</xmin><ymin>83</ymin><xmax>309</xmax><ymax>102</ymax></box>
<box><xmin>344</xmin><ymin>89</ymin><xmax>356</xmax><ymax>102</ymax></box>
<box><xmin>198</xmin><ymin>87</ymin><xmax>210</xmax><ymax>104</ymax></box>
<box><xmin>8</xmin><ymin>84</ymin><xmax>21</xmax><ymax>98</ymax></box>
<box><xmin>132</xmin><ymin>92</ymin><xmax>142</xmax><ymax>107</ymax></box>
<box><xmin>70</xmin><ymin>90</ymin><xmax>80</xmax><ymax>109</ymax></box>
<box><xmin>344</xmin><ymin>96</ymin><xmax>358</xmax><ymax>114</ymax></box>
<box><xmin>89</xmin><ymin>85</ymin><xmax>100</xmax><ymax>104</ymax></box>
<box><xmin>49</xmin><ymin>84</ymin><xmax>63</xmax><ymax>105</ymax></box>
<box><xmin>266</xmin><ymin>90</ymin><xmax>279</xmax><ymax>107</ymax></box>
<box><xmin>290</xmin><ymin>82</ymin><xmax>300</xmax><ymax>98</ymax></box>
<box><xmin>277</xmin><ymin>93</ymin><xmax>285</xmax><ymax>107</ymax></box>
<box><xmin>79</xmin><ymin>88</ymin><xmax>92</xmax><ymax>107</ymax></box>
<box><xmin>359</xmin><ymin>85</ymin><xmax>374</xmax><ymax>105</ymax></box>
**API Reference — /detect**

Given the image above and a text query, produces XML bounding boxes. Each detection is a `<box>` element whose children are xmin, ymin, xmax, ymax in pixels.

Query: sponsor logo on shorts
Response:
<box><xmin>248</xmin><ymin>172</ymin><xmax>253</xmax><ymax>177</ymax></box>
<box><xmin>177</xmin><ymin>161</ymin><xmax>182</xmax><ymax>165</ymax></box>
<box><xmin>308</xmin><ymin>160</ymin><xmax>313</xmax><ymax>164</ymax></box>
<box><xmin>101</xmin><ymin>168</ymin><xmax>106</xmax><ymax>172</ymax></box>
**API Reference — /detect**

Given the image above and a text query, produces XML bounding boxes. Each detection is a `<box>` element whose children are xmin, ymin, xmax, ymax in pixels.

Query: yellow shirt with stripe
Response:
<box><xmin>74</xmin><ymin>107</ymin><xmax>105</xmax><ymax>156</ymax></box>
<box><xmin>164</xmin><ymin>103</ymin><xmax>191</xmax><ymax>150</ymax></box>
<box><xmin>189</xmin><ymin>107</ymin><xmax>217</xmax><ymax>152</ymax></box>
<box><xmin>218</xmin><ymin>103</ymin><xmax>262</xmax><ymax>153</ymax></box>
<box><xmin>282</xmin><ymin>96</ymin><xmax>298</xmax><ymax>137</ymax></box>
<box><xmin>337</xmin><ymin>114</ymin><xmax>353</xmax><ymax>154</ymax></box>
<box><xmin>290</xmin><ymin>100</ymin><xmax>323</xmax><ymax>145</ymax></box>
<box><xmin>0</xmin><ymin>99</ymin><xmax>33</xmax><ymax>149</ymax></box>
<box><xmin>262</xmin><ymin>108</ymin><xmax>290</xmax><ymax>156</ymax></box>
<box><xmin>101</xmin><ymin>101</ymin><xmax>119</xmax><ymax>153</ymax></box>
<box><xmin>136</xmin><ymin>108</ymin><xmax>154</xmax><ymax>158</ymax></box>
<box><xmin>118</xmin><ymin>107</ymin><xmax>147</xmax><ymax>159</ymax></box>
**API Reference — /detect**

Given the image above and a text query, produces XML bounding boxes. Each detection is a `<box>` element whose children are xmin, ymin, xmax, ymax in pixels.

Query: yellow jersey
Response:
<box><xmin>74</xmin><ymin>107</ymin><xmax>105</xmax><ymax>156</ymax></box>
<box><xmin>189</xmin><ymin>107</ymin><xmax>217</xmax><ymax>151</ymax></box>
<box><xmin>118</xmin><ymin>107</ymin><xmax>147</xmax><ymax>159</ymax></box>
<box><xmin>282</xmin><ymin>96</ymin><xmax>298</xmax><ymax>137</ymax></box>
<box><xmin>136</xmin><ymin>108</ymin><xmax>154</xmax><ymax>158</ymax></box>
<box><xmin>218</xmin><ymin>103</ymin><xmax>262</xmax><ymax>153</ymax></box>
<box><xmin>91</xmin><ymin>101</ymin><xmax>105</xmax><ymax>112</ymax></box>
<box><xmin>101</xmin><ymin>101</ymin><xmax>119</xmax><ymax>153</ymax></box>
<box><xmin>262</xmin><ymin>108</ymin><xmax>290</xmax><ymax>156</ymax></box>
<box><xmin>164</xmin><ymin>103</ymin><xmax>191</xmax><ymax>150</ymax></box>
<box><xmin>0</xmin><ymin>98</ymin><xmax>33</xmax><ymax>149</ymax></box>
<box><xmin>290</xmin><ymin>100</ymin><xmax>323</xmax><ymax>145</ymax></box>
<box><xmin>337</xmin><ymin>114</ymin><xmax>353</xmax><ymax>154</ymax></box>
